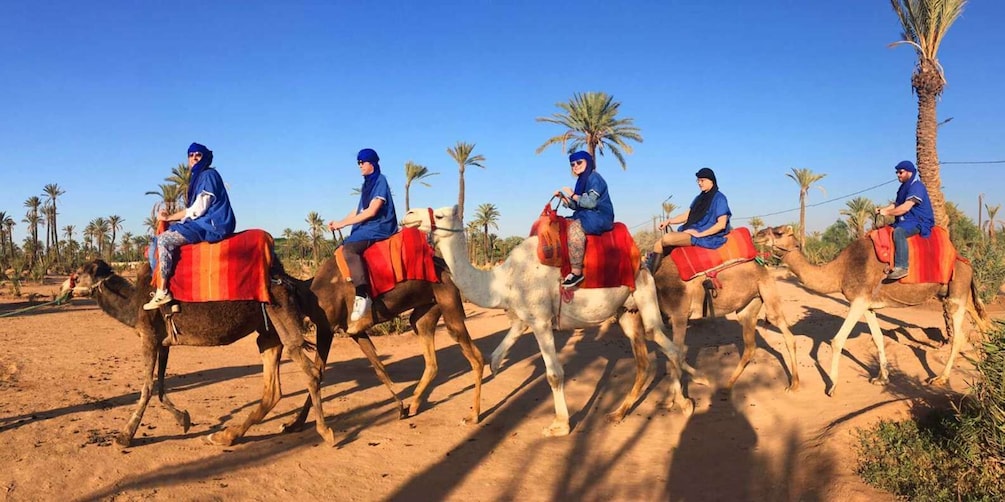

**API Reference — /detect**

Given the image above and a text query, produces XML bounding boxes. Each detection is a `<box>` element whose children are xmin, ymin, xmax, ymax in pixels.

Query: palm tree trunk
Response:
<box><xmin>458</xmin><ymin>167</ymin><xmax>466</xmax><ymax>221</ymax></box>
<box><xmin>798</xmin><ymin>192</ymin><xmax>807</xmax><ymax>249</ymax></box>
<box><xmin>914</xmin><ymin>69</ymin><xmax>948</xmax><ymax>228</ymax></box>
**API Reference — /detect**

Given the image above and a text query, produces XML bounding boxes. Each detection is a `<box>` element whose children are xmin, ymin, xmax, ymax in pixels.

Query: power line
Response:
<box><xmin>732</xmin><ymin>179</ymin><xmax>897</xmax><ymax>221</ymax></box>
<box><xmin>941</xmin><ymin>160</ymin><xmax>1005</xmax><ymax>165</ymax></box>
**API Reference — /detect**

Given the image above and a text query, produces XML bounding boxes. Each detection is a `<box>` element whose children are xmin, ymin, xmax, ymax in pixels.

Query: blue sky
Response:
<box><xmin>2</xmin><ymin>1</ymin><xmax>1002</xmax><ymax>244</ymax></box>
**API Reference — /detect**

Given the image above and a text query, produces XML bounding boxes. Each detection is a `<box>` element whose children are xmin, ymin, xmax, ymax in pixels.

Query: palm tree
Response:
<box><xmin>403</xmin><ymin>161</ymin><xmax>438</xmax><ymax>212</ymax></box>
<box><xmin>661</xmin><ymin>201</ymin><xmax>678</xmax><ymax>222</ymax></box>
<box><xmin>465</xmin><ymin>220</ymin><xmax>481</xmax><ymax>263</ymax></box>
<box><xmin>840</xmin><ymin>197</ymin><xmax>877</xmax><ymax>239</ymax></box>
<box><xmin>119</xmin><ymin>231</ymin><xmax>135</xmax><ymax>262</ymax></box>
<box><xmin>3</xmin><ymin>214</ymin><xmax>16</xmax><ymax>261</ymax></box>
<box><xmin>749</xmin><ymin>216</ymin><xmax>765</xmax><ymax>234</ymax></box>
<box><xmin>145</xmin><ymin>183</ymin><xmax>183</xmax><ymax>215</ymax></box>
<box><xmin>536</xmin><ymin>91</ymin><xmax>643</xmax><ymax>170</ymax></box>
<box><xmin>89</xmin><ymin>217</ymin><xmax>109</xmax><ymax>258</ymax></box>
<box><xmin>446</xmin><ymin>141</ymin><xmax>486</xmax><ymax>221</ymax></box>
<box><xmin>306</xmin><ymin>211</ymin><xmax>326</xmax><ymax>264</ymax></box>
<box><xmin>22</xmin><ymin>196</ymin><xmax>42</xmax><ymax>266</ymax></box>
<box><xmin>42</xmin><ymin>183</ymin><xmax>65</xmax><ymax>263</ymax></box>
<box><xmin>107</xmin><ymin>215</ymin><xmax>124</xmax><ymax>259</ymax></box>
<box><xmin>166</xmin><ymin>163</ymin><xmax>191</xmax><ymax>200</ymax></box>
<box><xmin>984</xmin><ymin>203</ymin><xmax>1001</xmax><ymax>243</ymax></box>
<box><xmin>890</xmin><ymin>0</ymin><xmax>967</xmax><ymax>228</ymax></box>
<box><xmin>786</xmin><ymin>168</ymin><xmax>827</xmax><ymax>249</ymax></box>
<box><xmin>472</xmin><ymin>203</ymin><xmax>500</xmax><ymax>265</ymax></box>
<box><xmin>0</xmin><ymin>211</ymin><xmax>7</xmax><ymax>265</ymax></box>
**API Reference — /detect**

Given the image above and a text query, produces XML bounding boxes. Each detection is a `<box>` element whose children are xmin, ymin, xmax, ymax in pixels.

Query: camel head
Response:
<box><xmin>61</xmin><ymin>259</ymin><xmax>116</xmax><ymax>298</ymax></box>
<box><xmin>402</xmin><ymin>205</ymin><xmax>464</xmax><ymax>243</ymax></box>
<box><xmin>753</xmin><ymin>225</ymin><xmax>799</xmax><ymax>257</ymax></box>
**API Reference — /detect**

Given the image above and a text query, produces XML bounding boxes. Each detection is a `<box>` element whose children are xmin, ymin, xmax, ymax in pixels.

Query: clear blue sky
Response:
<box><xmin>2</xmin><ymin>1</ymin><xmax>1002</xmax><ymax>245</ymax></box>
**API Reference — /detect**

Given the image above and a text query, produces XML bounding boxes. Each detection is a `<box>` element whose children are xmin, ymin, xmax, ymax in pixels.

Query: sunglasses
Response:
<box><xmin>188</xmin><ymin>152</ymin><xmax>201</xmax><ymax>158</ymax></box>
<box><xmin>896</xmin><ymin>170</ymin><xmax>909</xmax><ymax>175</ymax></box>
<box><xmin>570</xmin><ymin>160</ymin><xmax>585</xmax><ymax>167</ymax></box>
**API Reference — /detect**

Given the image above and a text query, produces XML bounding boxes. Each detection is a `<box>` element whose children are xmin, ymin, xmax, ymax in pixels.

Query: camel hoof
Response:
<box><xmin>115</xmin><ymin>433</ymin><xmax>133</xmax><ymax>448</ymax></box>
<box><xmin>205</xmin><ymin>431</ymin><xmax>236</xmax><ymax>446</ymax></box>
<box><xmin>691</xmin><ymin>375</ymin><xmax>710</xmax><ymax>387</ymax></box>
<box><xmin>541</xmin><ymin>421</ymin><xmax>570</xmax><ymax>437</ymax></box>
<box><xmin>869</xmin><ymin>376</ymin><xmax>889</xmax><ymax>386</ymax></box>
<box><xmin>179</xmin><ymin>411</ymin><xmax>191</xmax><ymax>433</ymax></box>
<box><xmin>461</xmin><ymin>412</ymin><xmax>480</xmax><ymax>425</ymax></box>
<box><xmin>318</xmin><ymin>427</ymin><xmax>336</xmax><ymax>446</ymax></box>
<box><xmin>605</xmin><ymin>411</ymin><xmax>626</xmax><ymax>424</ymax></box>
<box><xmin>785</xmin><ymin>382</ymin><xmax>800</xmax><ymax>393</ymax></box>
<box><xmin>678</xmin><ymin>398</ymin><xmax>695</xmax><ymax>417</ymax></box>
<box><xmin>279</xmin><ymin>419</ymin><xmax>306</xmax><ymax>434</ymax></box>
<box><xmin>826</xmin><ymin>385</ymin><xmax>836</xmax><ymax>397</ymax></box>
<box><xmin>928</xmin><ymin>375</ymin><xmax>949</xmax><ymax>386</ymax></box>
<box><xmin>398</xmin><ymin>405</ymin><xmax>410</xmax><ymax>420</ymax></box>
<box><xmin>489</xmin><ymin>359</ymin><xmax>503</xmax><ymax>376</ymax></box>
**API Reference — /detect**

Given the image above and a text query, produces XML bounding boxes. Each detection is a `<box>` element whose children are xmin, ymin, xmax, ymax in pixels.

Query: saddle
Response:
<box><xmin>668</xmin><ymin>227</ymin><xmax>758</xmax><ymax>282</ymax></box>
<box><xmin>150</xmin><ymin>229</ymin><xmax>274</xmax><ymax>303</ymax></box>
<box><xmin>867</xmin><ymin>226</ymin><xmax>957</xmax><ymax>284</ymax></box>
<box><xmin>529</xmin><ymin>204</ymin><xmax>640</xmax><ymax>290</ymax></box>
<box><xmin>334</xmin><ymin>227</ymin><xmax>439</xmax><ymax>297</ymax></box>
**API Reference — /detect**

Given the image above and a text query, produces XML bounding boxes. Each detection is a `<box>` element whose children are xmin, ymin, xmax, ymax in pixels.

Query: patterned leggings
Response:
<box><xmin>155</xmin><ymin>230</ymin><xmax>189</xmax><ymax>286</ymax></box>
<box><xmin>567</xmin><ymin>219</ymin><xmax>585</xmax><ymax>271</ymax></box>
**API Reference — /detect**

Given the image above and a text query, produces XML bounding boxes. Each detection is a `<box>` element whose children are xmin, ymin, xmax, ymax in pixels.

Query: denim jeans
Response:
<box><xmin>892</xmin><ymin>225</ymin><xmax>920</xmax><ymax>269</ymax></box>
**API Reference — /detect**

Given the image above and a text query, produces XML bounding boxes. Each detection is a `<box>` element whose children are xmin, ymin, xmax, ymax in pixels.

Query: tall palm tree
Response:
<box><xmin>749</xmin><ymin>216</ymin><xmax>765</xmax><ymax>234</ymax></box>
<box><xmin>42</xmin><ymin>183</ymin><xmax>65</xmax><ymax>263</ymax></box>
<box><xmin>119</xmin><ymin>231</ymin><xmax>135</xmax><ymax>262</ymax></box>
<box><xmin>107</xmin><ymin>215</ymin><xmax>124</xmax><ymax>259</ymax></box>
<box><xmin>306</xmin><ymin>211</ymin><xmax>326</xmax><ymax>264</ymax></box>
<box><xmin>3</xmin><ymin>214</ymin><xmax>16</xmax><ymax>261</ymax></box>
<box><xmin>22</xmin><ymin>196</ymin><xmax>42</xmax><ymax>266</ymax></box>
<box><xmin>145</xmin><ymin>183</ymin><xmax>183</xmax><ymax>214</ymax></box>
<box><xmin>166</xmin><ymin>163</ymin><xmax>191</xmax><ymax>200</ymax></box>
<box><xmin>0</xmin><ymin>210</ymin><xmax>7</xmax><ymax>264</ymax></box>
<box><xmin>472</xmin><ymin>203</ymin><xmax>500</xmax><ymax>265</ymax></box>
<box><xmin>786</xmin><ymin>168</ymin><xmax>827</xmax><ymax>248</ymax></box>
<box><xmin>984</xmin><ymin>203</ymin><xmax>1001</xmax><ymax>243</ymax></box>
<box><xmin>465</xmin><ymin>220</ymin><xmax>480</xmax><ymax>263</ymax></box>
<box><xmin>90</xmin><ymin>217</ymin><xmax>109</xmax><ymax>258</ymax></box>
<box><xmin>840</xmin><ymin>197</ymin><xmax>877</xmax><ymax>239</ymax></box>
<box><xmin>890</xmin><ymin>0</ymin><xmax>967</xmax><ymax>228</ymax></box>
<box><xmin>536</xmin><ymin>91</ymin><xmax>643</xmax><ymax>170</ymax></box>
<box><xmin>446</xmin><ymin>141</ymin><xmax>486</xmax><ymax>221</ymax></box>
<box><xmin>661</xmin><ymin>202</ymin><xmax>678</xmax><ymax>222</ymax></box>
<box><xmin>403</xmin><ymin>161</ymin><xmax>438</xmax><ymax>212</ymax></box>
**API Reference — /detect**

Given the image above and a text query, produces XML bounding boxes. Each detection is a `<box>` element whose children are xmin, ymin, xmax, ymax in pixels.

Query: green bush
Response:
<box><xmin>964</xmin><ymin>238</ymin><xmax>1005</xmax><ymax>305</ymax></box>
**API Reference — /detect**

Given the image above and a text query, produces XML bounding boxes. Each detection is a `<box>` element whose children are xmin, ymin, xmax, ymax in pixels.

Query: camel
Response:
<box><xmin>283</xmin><ymin>254</ymin><xmax>485</xmax><ymax>427</ymax></box>
<box><xmin>403</xmin><ymin>206</ymin><xmax>694</xmax><ymax>437</ymax></box>
<box><xmin>754</xmin><ymin>225</ymin><xmax>991</xmax><ymax>395</ymax></box>
<box><xmin>638</xmin><ymin>248</ymin><xmax>801</xmax><ymax>391</ymax></box>
<box><xmin>64</xmin><ymin>259</ymin><xmax>335</xmax><ymax>447</ymax></box>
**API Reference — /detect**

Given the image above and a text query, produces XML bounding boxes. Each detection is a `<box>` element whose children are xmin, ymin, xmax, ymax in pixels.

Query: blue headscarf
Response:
<box><xmin>569</xmin><ymin>151</ymin><xmax>595</xmax><ymax>195</ymax></box>
<box><xmin>894</xmin><ymin>160</ymin><xmax>919</xmax><ymax>203</ymax></box>
<box><xmin>187</xmin><ymin>142</ymin><xmax>213</xmax><ymax>203</ymax></box>
<box><xmin>357</xmin><ymin>148</ymin><xmax>382</xmax><ymax>202</ymax></box>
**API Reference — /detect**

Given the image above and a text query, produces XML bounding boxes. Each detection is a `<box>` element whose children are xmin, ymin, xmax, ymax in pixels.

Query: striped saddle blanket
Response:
<box><xmin>334</xmin><ymin>227</ymin><xmax>439</xmax><ymax>297</ymax></box>
<box><xmin>668</xmin><ymin>227</ymin><xmax>757</xmax><ymax>281</ymax></box>
<box><xmin>530</xmin><ymin>219</ymin><xmax>641</xmax><ymax>291</ymax></box>
<box><xmin>868</xmin><ymin>226</ymin><xmax>957</xmax><ymax>284</ymax></box>
<box><xmin>151</xmin><ymin>229</ymin><xmax>273</xmax><ymax>303</ymax></box>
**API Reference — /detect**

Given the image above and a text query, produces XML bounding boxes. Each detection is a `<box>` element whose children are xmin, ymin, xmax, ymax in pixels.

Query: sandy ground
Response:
<box><xmin>1</xmin><ymin>271</ymin><xmax>1002</xmax><ymax>502</ymax></box>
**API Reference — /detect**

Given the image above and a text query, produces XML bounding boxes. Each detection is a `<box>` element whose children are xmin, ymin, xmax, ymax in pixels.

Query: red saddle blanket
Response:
<box><xmin>868</xmin><ymin>226</ymin><xmax>957</xmax><ymax>284</ymax></box>
<box><xmin>669</xmin><ymin>227</ymin><xmax>757</xmax><ymax>281</ymax></box>
<box><xmin>530</xmin><ymin>219</ymin><xmax>641</xmax><ymax>290</ymax></box>
<box><xmin>334</xmin><ymin>227</ymin><xmax>439</xmax><ymax>297</ymax></box>
<box><xmin>151</xmin><ymin>229</ymin><xmax>273</xmax><ymax>303</ymax></box>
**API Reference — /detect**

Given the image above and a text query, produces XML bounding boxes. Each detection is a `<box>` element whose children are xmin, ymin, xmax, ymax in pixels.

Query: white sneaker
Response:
<box><xmin>350</xmin><ymin>296</ymin><xmax>371</xmax><ymax>322</ymax></box>
<box><xmin>143</xmin><ymin>289</ymin><xmax>173</xmax><ymax>311</ymax></box>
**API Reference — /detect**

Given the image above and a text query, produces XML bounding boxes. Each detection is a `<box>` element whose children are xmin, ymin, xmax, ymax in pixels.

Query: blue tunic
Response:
<box><xmin>345</xmin><ymin>173</ymin><xmax>398</xmax><ymax>243</ymax></box>
<box><xmin>169</xmin><ymin>168</ymin><xmax>236</xmax><ymax>243</ymax></box>
<box><xmin>568</xmin><ymin>170</ymin><xmax>614</xmax><ymax>235</ymax></box>
<box><xmin>680</xmin><ymin>191</ymin><xmax>731</xmax><ymax>249</ymax></box>
<box><xmin>893</xmin><ymin>176</ymin><xmax>935</xmax><ymax>238</ymax></box>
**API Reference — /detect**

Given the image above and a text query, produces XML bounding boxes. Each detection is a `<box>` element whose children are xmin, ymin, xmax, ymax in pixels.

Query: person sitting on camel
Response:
<box><xmin>553</xmin><ymin>150</ymin><xmax>615</xmax><ymax>289</ymax></box>
<box><xmin>144</xmin><ymin>142</ymin><xmax>237</xmax><ymax>310</ymax></box>
<box><xmin>328</xmin><ymin>148</ymin><xmax>399</xmax><ymax>322</ymax></box>
<box><xmin>874</xmin><ymin>160</ymin><xmax>935</xmax><ymax>281</ymax></box>
<box><xmin>647</xmin><ymin>167</ymin><xmax>731</xmax><ymax>273</ymax></box>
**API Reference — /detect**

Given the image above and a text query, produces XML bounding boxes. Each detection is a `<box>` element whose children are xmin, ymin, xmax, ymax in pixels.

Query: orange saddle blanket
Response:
<box><xmin>669</xmin><ymin>227</ymin><xmax>757</xmax><ymax>282</ymax></box>
<box><xmin>867</xmin><ymin>226</ymin><xmax>957</xmax><ymax>284</ymax></box>
<box><xmin>530</xmin><ymin>220</ymin><xmax>641</xmax><ymax>290</ymax></box>
<box><xmin>334</xmin><ymin>227</ymin><xmax>439</xmax><ymax>297</ymax></box>
<box><xmin>151</xmin><ymin>229</ymin><xmax>273</xmax><ymax>303</ymax></box>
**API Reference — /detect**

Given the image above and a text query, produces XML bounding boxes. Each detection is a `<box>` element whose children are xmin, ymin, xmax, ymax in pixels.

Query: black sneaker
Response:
<box><xmin>886</xmin><ymin>267</ymin><xmax>908</xmax><ymax>281</ymax></box>
<box><xmin>561</xmin><ymin>273</ymin><xmax>585</xmax><ymax>289</ymax></box>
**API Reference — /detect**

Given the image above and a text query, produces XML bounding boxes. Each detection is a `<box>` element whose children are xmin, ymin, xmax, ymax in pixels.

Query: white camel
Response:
<box><xmin>403</xmin><ymin>205</ymin><xmax>695</xmax><ymax>437</ymax></box>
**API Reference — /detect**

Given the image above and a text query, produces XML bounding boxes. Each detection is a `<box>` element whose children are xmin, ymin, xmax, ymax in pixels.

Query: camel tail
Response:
<box><xmin>968</xmin><ymin>279</ymin><xmax>992</xmax><ymax>333</ymax></box>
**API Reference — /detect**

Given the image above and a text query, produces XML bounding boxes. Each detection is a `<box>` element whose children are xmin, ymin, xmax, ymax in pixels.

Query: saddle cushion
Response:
<box><xmin>334</xmin><ymin>227</ymin><xmax>439</xmax><ymax>297</ymax></box>
<box><xmin>868</xmin><ymin>226</ymin><xmax>957</xmax><ymax>284</ymax></box>
<box><xmin>530</xmin><ymin>219</ymin><xmax>640</xmax><ymax>290</ymax></box>
<box><xmin>669</xmin><ymin>227</ymin><xmax>757</xmax><ymax>282</ymax></box>
<box><xmin>151</xmin><ymin>229</ymin><xmax>274</xmax><ymax>303</ymax></box>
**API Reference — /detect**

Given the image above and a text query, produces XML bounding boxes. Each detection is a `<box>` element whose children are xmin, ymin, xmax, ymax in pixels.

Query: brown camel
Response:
<box><xmin>65</xmin><ymin>259</ymin><xmax>335</xmax><ymax>447</ymax></box>
<box><xmin>754</xmin><ymin>225</ymin><xmax>991</xmax><ymax>395</ymax></box>
<box><xmin>284</xmin><ymin>255</ymin><xmax>486</xmax><ymax>426</ymax></box>
<box><xmin>639</xmin><ymin>251</ymin><xmax>801</xmax><ymax>391</ymax></box>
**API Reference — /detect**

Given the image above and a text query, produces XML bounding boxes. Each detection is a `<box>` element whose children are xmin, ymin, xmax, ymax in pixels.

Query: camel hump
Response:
<box><xmin>867</xmin><ymin>226</ymin><xmax>957</xmax><ymax>284</ymax></box>
<box><xmin>669</xmin><ymin>228</ymin><xmax>757</xmax><ymax>282</ymax></box>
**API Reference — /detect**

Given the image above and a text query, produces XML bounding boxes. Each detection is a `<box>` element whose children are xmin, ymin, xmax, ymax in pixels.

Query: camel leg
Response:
<box><xmin>490</xmin><ymin>314</ymin><xmax>527</xmax><ymax>375</ymax></box>
<box><xmin>930</xmin><ymin>294</ymin><xmax>967</xmax><ymax>385</ymax></box>
<box><xmin>207</xmin><ymin>337</ymin><xmax>283</xmax><ymax>446</ymax></box>
<box><xmin>608</xmin><ymin>312</ymin><xmax>652</xmax><ymax>423</ymax></box>
<box><xmin>432</xmin><ymin>286</ymin><xmax>485</xmax><ymax>424</ymax></box>
<box><xmin>407</xmin><ymin>305</ymin><xmax>440</xmax><ymax>419</ymax></box>
<box><xmin>826</xmin><ymin>299</ymin><xmax>870</xmax><ymax>397</ymax></box>
<box><xmin>117</xmin><ymin>334</ymin><xmax>159</xmax><ymax>447</ymax></box>
<box><xmin>862</xmin><ymin>309</ymin><xmax>890</xmax><ymax>386</ymax></box>
<box><xmin>725</xmin><ymin>299</ymin><xmax>762</xmax><ymax>391</ymax></box>
<box><xmin>267</xmin><ymin>305</ymin><xmax>336</xmax><ymax>446</ymax></box>
<box><xmin>759</xmin><ymin>282</ymin><xmax>800</xmax><ymax>392</ymax></box>
<box><xmin>529</xmin><ymin>319</ymin><xmax>570</xmax><ymax>437</ymax></box>
<box><xmin>633</xmin><ymin>275</ymin><xmax>695</xmax><ymax>415</ymax></box>
<box><xmin>155</xmin><ymin>346</ymin><xmax>190</xmax><ymax>432</ymax></box>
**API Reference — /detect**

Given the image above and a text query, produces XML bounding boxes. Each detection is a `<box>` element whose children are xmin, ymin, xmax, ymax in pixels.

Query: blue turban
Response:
<box><xmin>895</xmin><ymin>160</ymin><xmax>916</xmax><ymax>174</ymax></box>
<box><xmin>357</xmin><ymin>148</ymin><xmax>382</xmax><ymax>202</ymax></box>
<box><xmin>188</xmin><ymin>142</ymin><xmax>213</xmax><ymax>178</ymax></box>
<box><xmin>569</xmin><ymin>151</ymin><xmax>595</xmax><ymax>195</ymax></box>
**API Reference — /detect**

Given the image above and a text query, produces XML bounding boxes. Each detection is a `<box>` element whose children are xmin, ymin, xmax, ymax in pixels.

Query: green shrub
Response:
<box><xmin>963</xmin><ymin>238</ymin><xmax>1005</xmax><ymax>305</ymax></box>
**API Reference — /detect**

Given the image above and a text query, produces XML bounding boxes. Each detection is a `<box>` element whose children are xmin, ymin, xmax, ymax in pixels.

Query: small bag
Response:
<box><xmin>534</xmin><ymin>201</ymin><xmax>564</xmax><ymax>268</ymax></box>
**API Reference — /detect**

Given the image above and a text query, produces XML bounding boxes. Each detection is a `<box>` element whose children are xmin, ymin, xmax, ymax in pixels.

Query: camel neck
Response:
<box><xmin>437</xmin><ymin>230</ymin><xmax>506</xmax><ymax>308</ymax></box>
<box><xmin>94</xmin><ymin>274</ymin><xmax>139</xmax><ymax>327</ymax></box>
<box><xmin>782</xmin><ymin>249</ymin><xmax>842</xmax><ymax>295</ymax></box>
